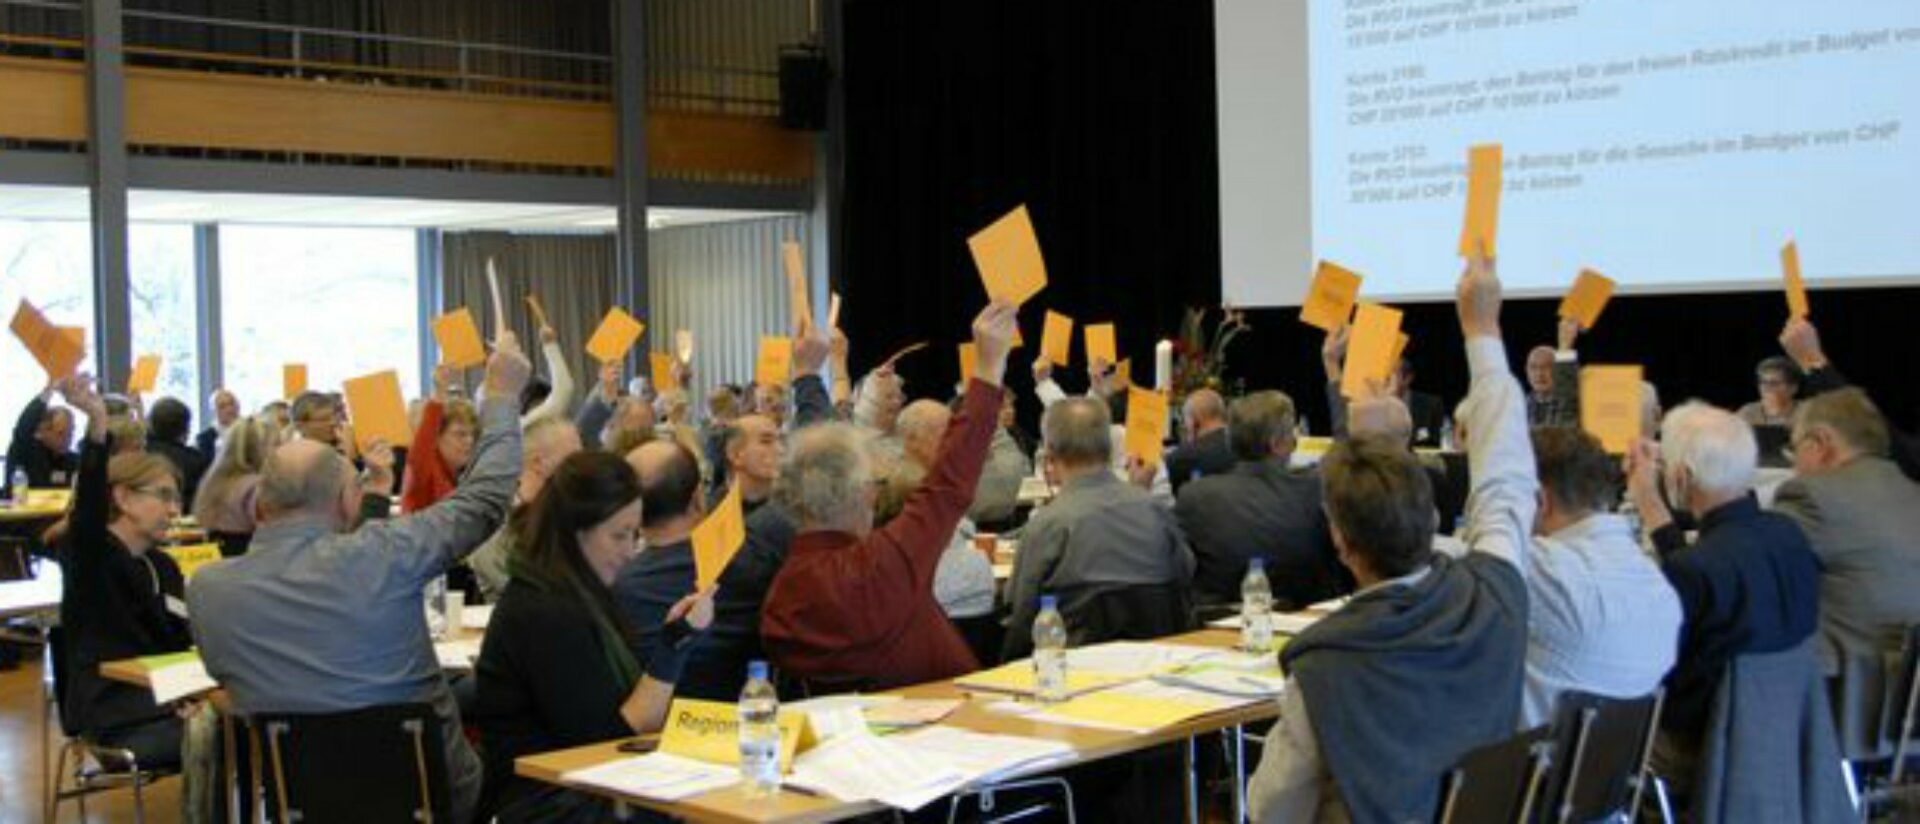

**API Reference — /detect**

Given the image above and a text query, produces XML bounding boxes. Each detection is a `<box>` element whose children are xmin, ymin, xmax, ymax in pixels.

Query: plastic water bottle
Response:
<box><xmin>9</xmin><ymin>468</ymin><xmax>25</xmax><ymax>505</ymax></box>
<box><xmin>1032</xmin><ymin>596</ymin><xmax>1069</xmax><ymax>703</ymax></box>
<box><xmin>1241</xmin><ymin>559</ymin><xmax>1274</xmax><ymax>651</ymax></box>
<box><xmin>1440</xmin><ymin>417</ymin><xmax>1457</xmax><ymax>452</ymax></box>
<box><xmin>423</xmin><ymin>575</ymin><xmax>449</xmax><ymax>640</ymax></box>
<box><xmin>738</xmin><ymin>660</ymin><xmax>782</xmax><ymax>798</ymax></box>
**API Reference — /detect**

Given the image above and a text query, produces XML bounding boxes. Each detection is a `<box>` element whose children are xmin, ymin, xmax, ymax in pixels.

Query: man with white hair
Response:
<box><xmin>1769</xmin><ymin>387</ymin><xmax>1920</xmax><ymax>755</ymax></box>
<box><xmin>1524</xmin><ymin>318</ymin><xmax>1581</xmax><ymax>427</ymax></box>
<box><xmin>190</xmin><ymin>336</ymin><xmax>531</xmax><ymax>824</ymax></box>
<box><xmin>1624</xmin><ymin>402</ymin><xmax>1820</xmax><ymax>743</ymax></box>
<box><xmin>760</xmin><ymin>301</ymin><xmax>1017</xmax><ymax>689</ymax></box>
<box><xmin>194</xmin><ymin>388</ymin><xmax>241</xmax><ymax>458</ymax></box>
<box><xmin>1164</xmin><ymin>388</ymin><xmax>1234</xmax><ymax>493</ymax></box>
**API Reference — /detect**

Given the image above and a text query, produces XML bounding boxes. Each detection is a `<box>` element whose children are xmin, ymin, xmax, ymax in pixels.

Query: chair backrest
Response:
<box><xmin>1892</xmin><ymin>624</ymin><xmax>1920</xmax><ymax>783</ymax></box>
<box><xmin>45</xmin><ymin>625</ymin><xmax>82</xmax><ymax>737</ymax></box>
<box><xmin>1060</xmin><ymin>582</ymin><xmax>1195</xmax><ymax>648</ymax></box>
<box><xmin>1435</xmin><ymin>725</ymin><xmax>1555</xmax><ymax>824</ymax></box>
<box><xmin>256</xmin><ymin>702</ymin><xmax>451</xmax><ymax>824</ymax></box>
<box><xmin>1536</xmin><ymin>689</ymin><xmax>1665</xmax><ymax>824</ymax></box>
<box><xmin>0</xmin><ymin>536</ymin><xmax>32</xmax><ymax>580</ymax></box>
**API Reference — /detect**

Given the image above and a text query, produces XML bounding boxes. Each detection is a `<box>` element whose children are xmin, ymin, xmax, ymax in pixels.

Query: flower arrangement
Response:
<box><xmin>1170</xmin><ymin>305</ymin><xmax>1250</xmax><ymax>402</ymax></box>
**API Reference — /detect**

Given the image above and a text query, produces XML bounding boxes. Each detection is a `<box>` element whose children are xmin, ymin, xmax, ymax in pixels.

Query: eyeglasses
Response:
<box><xmin>1757</xmin><ymin>377</ymin><xmax>1793</xmax><ymax>389</ymax></box>
<box><xmin>130</xmin><ymin>486</ymin><xmax>181</xmax><ymax>505</ymax></box>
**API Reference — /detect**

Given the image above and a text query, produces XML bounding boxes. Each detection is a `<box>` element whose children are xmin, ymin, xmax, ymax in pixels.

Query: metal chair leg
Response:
<box><xmin>131</xmin><ymin>755</ymin><xmax>148</xmax><ymax>824</ymax></box>
<box><xmin>46</xmin><ymin>738</ymin><xmax>70</xmax><ymax>823</ymax></box>
<box><xmin>1651</xmin><ymin>774</ymin><xmax>1675</xmax><ymax>824</ymax></box>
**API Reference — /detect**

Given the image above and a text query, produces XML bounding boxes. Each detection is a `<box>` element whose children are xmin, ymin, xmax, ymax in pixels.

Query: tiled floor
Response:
<box><xmin>1</xmin><ymin>652</ymin><xmax>182</xmax><ymax>823</ymax></box>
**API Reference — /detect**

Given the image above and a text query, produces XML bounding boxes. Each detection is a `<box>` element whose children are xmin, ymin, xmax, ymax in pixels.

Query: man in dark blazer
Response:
<box><xmin>193</xmin><ymin>388</ymin><xmax>241</xmax><ymax>459</ymax></box>
<box><xmin>1166</xmin><ymin>388</ymin><xmax>1236</xmax><ymax>494</ymax></box>
<box><xmin>1175</xmin><ymin>391</ymin><xmax>1347</xmax><ymax>608</ymax></box>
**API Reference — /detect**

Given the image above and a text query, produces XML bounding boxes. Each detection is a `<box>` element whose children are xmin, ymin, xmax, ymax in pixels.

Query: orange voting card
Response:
<box><xmin>1782</xmin><ymin>241</ymin><xmax>1809</xmax><ymax>319</ymax></box>
<box><xmin>1125</xmin><ymin>387</ymin><xmax>1170</xmax><ymax>467</ymax></box>
<box><xmin>1300</xmin><ymin>261</ymin><xmax>1363</xmax><ymax>331</ymax></box>
<box><xmin>1388</xmin><ymin>332</ymin><xmax>1410</xmax><ymax>371</ymax></box>
<box><xmin>958</xmin><ymin>342</ymin><xmax>979</xmax><ymax>385</ymax></box>
<box><xmin>431</xmin><ymin>308</ymin><xmax>487</xmax><ymax>369</ymax></box>
<box><xmin>1459</xmin><ymin>144</ymin><xmax>1503</xmax><ymax>257</ymax></box>
<box><xmin>692</xmin><ymin>482</ymin><xmax>747</xmax><ymax>590</ymax></box>
<box><xmin>650</xmin><ymin>352</ymin><xmax>679</xmax><ymax>393</ymax></box>
<box><xmin>585</xmin><ymin>308</ymin><xmax>645</xmax><ymax>364</ymax></box>
<box><xmin>341</xmin><ymin>370</ymin><xmax>410</xmax><ymax>452</ymax></box>
<box><xmin>967</xmin><ymin>205</ymin><xmax>1048</xmax><ymax>306</ymax></box>
<box><xmin>9</xmin><ymin>300</ymin><xmax>86</xmax><ymax>380</ymax></box>
<box><xmin>1580</xmin><ymin>365</ymin><xmax>1644</xmax><ymax>454</ymax></box>
<box><xmin>1341</xmin><ymin>303</ymin><xmax>1404</xmax><ymax>399</ymax></box>
<box><xmin>1084</xmin><ymin>323</ymin><xmax>1118</xmax><ymax>367</ymax></box>
<box><xmin>1559</xmin><ymin>269</ymin><xmax>1616</xmax><ymax>330</ymax></box>
<box><xmin>755</xmin><ymin>336</ymin><xmax>794</xmax><ymax>386</ymax></box>
<box><xmin>782</xmin><ymin>240</ymin><xmax>813</xmax><ymax>331</ymax></box>
<box><xmin>283</xmin><ymin>364</ymin><xmax>308</xmax><ymax>400</ymax></box>
<box><xmin>127</xmin><ymin>355</ymin><xmax>162</xmax><ymax>394</ymax></box>
<box><xmin>1041</xmin><ymin>311</ymin><xmax>1074</xmax><ymax>367</ymax></box>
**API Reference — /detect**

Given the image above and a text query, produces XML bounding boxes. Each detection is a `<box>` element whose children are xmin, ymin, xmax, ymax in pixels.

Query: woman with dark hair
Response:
<box><xmin>472</xmin><ymin>450</ymin><xmax>712</xmax><ymax>822</ymax></box>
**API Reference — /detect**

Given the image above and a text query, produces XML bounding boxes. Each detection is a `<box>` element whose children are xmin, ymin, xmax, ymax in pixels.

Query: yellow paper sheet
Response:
<box><xmin>1044</xmin><ymin>690</ymin><xmax>1220</xmax><ymax>732</ymax></box>
<box><xmin>1126</xmin><ymin>387</ymin><xmax>1169</xmax><ymax>467</ymax></box>
<box><xmin>1340</xmin><ymin>303</ymin><xmax>1404</xmax><ymax>399</ymax></box>
<box><xmin>754</xmin><ymin>336</ymin><xmax>794</xmax><ymax>387</ymax></box>
<box><xmin>127</xmin><ymin>354</ymin><xmax>163</xmax><ymax>394</ymax></box>
<box><xmin>431</xmin><ymin>308</ymin><xmax>488</xmax><ymax>369</ymax></box>
<box><xmin>691</xmin><ymin>483</ymin><xmax>746</xmax><ymax>591</ymax></box>
<box><xmin>650</xmin><ymin>352</ymin><xmax>679</xmax><ymax>393</ymax></box>
<box><xmin>953</xmin><ymin>663</ymin><xmax>1132</xmax><ymax>698</ymax></box>
<box><xmin>162</xmin><ymin>542</ymin><xmax>223</xmax><ymax>580</ymax></box>
<box><xmin>1041</xmin><ymin>311</ymin><xmax>1074</xmax><ymax>367</ymax></box>
<box><xmin>341</xmin><ymin>370</ymin><xmax>410</xmax><ymax>452</ymax></box>
<box><xmin>1459</xmin><ymin>143</ymin><xmax>1503</xmax><ymax>257</ymax></box>
<box><xmin>282</xmin><ymin>364</ymin><xmax>308</xmax><ymax>400</ymax></box>
<box><xmin>1579</xmin><ymin>365</ymin><xmax>1644</xmax><ymax>454</ymax></box>
<box><xmin>958</xmin><ymin>342</ymin><xmax>979</xmax><ymax>385</ymax></box>
<box><xmin>1084</xmin><ymin>323</ymin><xmax>1117</xmax><ymax>367</ymax></box>
<box><xmin>585</xmin><ymin>308</ymin><xmax>646</xmax><ymax>364</ymax></box>
<box><xmin>967</xmin><ymin>204</ymin><xmax>1049</xmax><ymax>306</ymax></box>
<box><xmin>782</xmin><ymin>239</ymin><xmax>813</xmax><ymax>331</ymax></box>
<box><xmin>1300</xmin><ymin>261</ymin><xmax>1363</xmax><ymax>331</ymax></box>
<box><xmin>1782</xmin><ymin>241</ymin><xmax>1809</xmax><ymax>319</ymax></box>
<box><xmin>1387</xmin><ymin>332</ymin><xmax>1410</xmax><ymax>371</ymax></box>
<box><xmin>1558</xmin><ymin>269</ymin><xmax>1617</xmax><ymax>330</ymax></box>
<box><xmin>9</xmin><ymin>299</ymin><xmax>86</xmax><ymax>380</ymax></box>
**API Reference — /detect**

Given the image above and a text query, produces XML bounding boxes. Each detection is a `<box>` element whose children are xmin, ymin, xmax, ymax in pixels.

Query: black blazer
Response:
<box><xmin>1165</xmin><ymin>428</ymin><xmax>1237</xmax><ymax>495</ymax></box>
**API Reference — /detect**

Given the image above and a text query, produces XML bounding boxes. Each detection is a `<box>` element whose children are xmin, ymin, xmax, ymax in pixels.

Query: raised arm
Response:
<box><xmin>790</xmin><ymin>318</ymin><xmax>834</xmax><ymax>429</ymax></box>
<box><xmin>57</xmin><ymin>375</ymin><xmax>113</xmax><ymax>578</ymax></box>
<box><xmin>521</xmin><ymin>327</ymin><xmax>574</xmax><ymax>426</ymax></box>
<box><xmin>1454</xmin><ymin>251</ymin><xmax>1539</xmax><ymax>577</ymax></box>
<box><xmin>1323</xmin><ymin>327</ymin><xmax>1352</xmax><ymax>440</ymax></box>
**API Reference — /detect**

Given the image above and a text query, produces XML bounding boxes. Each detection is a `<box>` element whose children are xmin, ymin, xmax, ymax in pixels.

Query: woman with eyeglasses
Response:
<box><xmin>54</xmin><ymin>374</ymin><xmax>198</xmax><ymax>774</ymax></box>
<box><xmin>1738</xmin><ymin>355</ymin><xmax>1803</xmax><ymax>427</ymax></box>
<box><xmin>402</xmin><ymin>363</ymin><xmax>481</xmax><ymax>513</ymax></box>
<box><xmin>472</xmin><ymin>450</ymin><xmax>713</xmax><ymax>823</ymax></box>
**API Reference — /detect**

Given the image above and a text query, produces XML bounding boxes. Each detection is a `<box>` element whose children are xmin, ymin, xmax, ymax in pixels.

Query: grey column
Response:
<box><xmin>416</xmin><ymin>229</ymin><xmax>443</xmax><ymax>397</ymax></box>
<box><xmin>612</xmin><ymin>0</ymin><xmax>650</xmax><ymax>368</ymax></box>
<box><xmin>194</xmin><ymin>224</ymin><xmax>222</xmax><ymax>421</ymax></box>
<box><xmin>86</xmin><ymin>0</ymin><xmax>132</xmax><ymax>388</ymax></box>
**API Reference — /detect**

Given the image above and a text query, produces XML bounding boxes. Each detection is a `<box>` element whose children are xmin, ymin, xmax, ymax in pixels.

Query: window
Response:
<box><xmin>0</xmin><ymin>220</ymin><xmax>97</xmax><ymax>457</ymax></box>
<box><xmin>129</xmin><ymin>224</ymin><xmax>201</xmax><ymax>413</ymax></box>
<box><xmin>219</xmin><ymin>226</ymin><xmax>420</xmax><ymax>415</ymax></box>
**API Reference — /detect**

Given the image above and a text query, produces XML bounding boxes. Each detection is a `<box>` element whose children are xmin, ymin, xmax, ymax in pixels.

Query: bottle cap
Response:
<box><xmin>1039</xmin><ymin>594</ymin><xmax>1057</xmax><ymax>611</ymax></box>
<box><xmin>747</xmin><ymin>660</ymin><xmax>768</xmax><ymax>681</ymax></box>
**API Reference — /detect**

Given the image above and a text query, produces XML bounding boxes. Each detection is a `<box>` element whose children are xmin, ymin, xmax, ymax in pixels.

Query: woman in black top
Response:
<box><xmin>55</xmin><ymin>374</ymin><xmax>194</xmax><ymax>767</ymax></box>
<box><xmin>474</xmin><ymin>451</ymin><xmax>712</xmax><ymax>823</ymax></box>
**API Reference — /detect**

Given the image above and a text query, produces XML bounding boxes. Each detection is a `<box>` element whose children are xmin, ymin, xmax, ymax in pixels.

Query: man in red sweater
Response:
<box><xmin>761</xmin><ymin>300</ymin><xmax>1017</xmax><ymax>689</ymax></box>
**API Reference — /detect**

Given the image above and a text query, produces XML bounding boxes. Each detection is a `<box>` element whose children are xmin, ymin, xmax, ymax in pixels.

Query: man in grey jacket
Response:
<box><xmin>191</xmin><ymin>335</ymin><xmax>531</xmax><ymax>824</ymax></box>
<box><xmin>1770</xmin><ymin>385</ymin><xmax>1920</xmax><ymax>756</ymax></box>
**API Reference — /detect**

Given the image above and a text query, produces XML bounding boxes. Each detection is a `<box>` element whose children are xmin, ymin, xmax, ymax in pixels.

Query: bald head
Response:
<box><xmin>1349</xmin><ymin>395</ymin><xmax>1414</xmax><ymax>446</ymax></box>
<box><xmin>521</xmin><ymin>418</ymin><xmax>582</xmax><ymax>501</ymax></box>
<box><xmin>1526</xmin><ymin>346</ymin><xmax>1557</xmax><ymax>394</ymax></box>
<box><xmin>1183</xmin><ymin>389</ymin><xmax>1226</xmax><ymax>441</ymax></box>
<box><xmin>896</xmin><ymin>400</ymin><xmax>951</xmax><ymax>469</ymax></box>
<box><xmin>257</xmin><ymin>439</ymin><xmax>354</xmax><ymax>522</ymax></box>
<box><xmin>628</xmin><ymin>439</ymin><xmax>703</xmax><ymax>529</ymax></box>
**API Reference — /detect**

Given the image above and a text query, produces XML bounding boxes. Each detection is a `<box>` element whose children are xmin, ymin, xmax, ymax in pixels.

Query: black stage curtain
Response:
<box><xmin>838</xmin><ymin>0</ymin><xmax>1920</xmax><ymax>436</ymax></box>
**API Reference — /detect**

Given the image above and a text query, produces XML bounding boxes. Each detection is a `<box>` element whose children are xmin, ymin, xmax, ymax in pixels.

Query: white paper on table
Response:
<box><xmin>788</xmin><ymin>731</ymin><xmax>969</xmax><ymax>811</ymax></box>
<box><xmin>784</xmin><ymin>694</ymin><xmax>902</xmax><ymax>742</ymax></box>
<box><xmin>149</xmin><ymin>659</ymin><xmax>219</xmax><ymax>704</ymax></box>
<box><xmin>1065</xmin><ymin>641</ymin><xmax>1219</xmax><ymax>677</ymax></box>
<box><xmin>1153</xmin><ymin>668</ymin><xmax>1288</xmax><ymax>700</ymax></box>
<box><xmin>562</xmin><ymin>752</ymin><xmax>737</xmax><ymax>802</ymax></box>
<box><xmin>888</xmin><ymin>726</ymin><xmax>1076</xmax><ymax>786</ymax></box>
<box><xmin>460</xmin><ymin>604</ymin><xmax>493</xmax><ymax>630</ymax></box>
<box><xmin>434</xmin><ymin>638</ymin><xmax>483</xmax><ymax>670</ymax></box>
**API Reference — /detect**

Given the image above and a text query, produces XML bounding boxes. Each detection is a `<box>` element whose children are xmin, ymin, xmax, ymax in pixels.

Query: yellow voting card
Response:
<box><xmin>1559</xmin><ymin>269</ymin><xmax>1616</xmax><ymax>330</ymax></box>
<box><xmin>341</xmin><ymin>370</ymin><xmax>410</xmax><ymax>452</ymax></box>
<box><xmin>1300</xmin><ymin>261</ymin><xmax>1362</xmax><ymax>331</ymax></box>
<box><xmin>1579</xmin><ymin>365</ymin><xmax>1644</xmax><ymax>454</ymax></box>
<box><xmin>585</xmin><ymin>308</ymin><xmax>645</xmax><ymax>364</ymax></box>
<box><xmin>127</xmin><ymin>354</ymin><xmax>162</xmax><ymax>394</ymax></box>
<box><xmin>691</xmin><ymin>483</ymin><xmax>745</xmax><ymax>591</ymax></box>
<box><xmin>1782</xmin><ymin>241</ymin><xmax>1809</xmax><ymax>319</ymax></box>
<box><xmin>1041</xmin><ymin>311</ymin><xmax>1074</xmax><ymax>367</ymax></box>
<box><xmin>1084</xmin><ymin>323</ymin><xmax>1117</xmax><ymax>367</ymax></box>
<box><xmin>1126</xmin><ymin>387</ymin><xmax>1169</xmax><ymax>467</ymax></box>
<box><xmin>1459</xmin><ymin>144</ymin><xmax>1502</xmax><ymax>257</ymax></box>
<box><xmin>431</xmin><ymin>308</ymin><xmax>487</xmax><ymax>369</ymax></box>
<box><xmin>754</xmin><ymin>336</ymin><xmax>793</xmax><ymax>387</ymax></box>
<box><xmin>1340</xmin><ymin>302</ymin><xmax>1403</xmax><ymax>399</ymax></box>
<box><xmin>967</xmin><ymin>204</ymin><xmax>1048</xmax><ymax>306</ymax></box>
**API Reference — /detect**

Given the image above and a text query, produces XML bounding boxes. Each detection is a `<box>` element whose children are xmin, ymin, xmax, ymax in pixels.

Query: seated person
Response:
<box><xmin>56</xmin><ymin>375</ymin><xmax>196</xmax><ymax>770</ymax></box>
<box><xmin>193</xmin><ymin>388</ymin><xmax>241</xmax><ymax>460</ymax></box>
<box><xmin>7</xmin><ymin>382</ymin><xmax>78</xmax><ymax>488</ymax></box>
<box><xmin>468</xmin><ymin>417</ymin><xmax>583</xmax><ymax>603</ymax></box>
<box><xmin>1737</xmin><ymin>355</ymin><xmax>1801</xmax><ymax>428</ymax></box>
<box><xmin>1003</xmin><ymin>395</ymin><xmax>1195</xmax><ymax>661</ymax></box>
<box><xmin>1165</xmin><ymin>389</ymin><xmax>1235</xmax><ymax>493</ymax></box>
<box><xmin>473</xmin><ymin>451</ymin><xmax>711</xmax><ymax>822</ymax></box>
<box><xmin>1514</xmin><ymin>427</ymin><xmax>1681</xmax><ymax>728</ymax></box>
<box><xmin>144</xmin><ymin>397</ymin><xmax>210</xmax><ymax>507</ymax></box>
<box><xmin>402</xmin><ymin>364</ymin><xmax>479</xmax><ymax>513</ymax></box>
<box><xmin>1248</xmin><ymin>251</ymin><xmax>1532</xmax><ymax>823</ymax></box>
<box><xmin>1769</xmin><ymin>387</ymin><xmax>1920</xmax><ymax>755</ymax></box>
<box><xmin>1777</xmin><ymin>317</ymin><xmax>1920</xmax><ymax>481</ymax></box>
<box><xmin>760</xmin><ymin>302</ymin><xmax>1015</xmax><ymax>689</ymax></box>
<box><xmin>191</xmin><ymin>335</ymin><xmax>531</xmax><ymax>824</ymax></box>
<box><xmin>1623</xmin><ymin>402</ymin><xmax>1820</xmax><ymax>755</ymax></box>
<box><xmin>190</xmin><ymin>416</ymin><xmax>280</xmax><ymax>557</ymax></box>
<box><xmin>1175</xmin><ymin>391</ymin><xmax>1343</xmax><ymax>610</ymax></box>
<box><xmin>894</xmin><ymin>401</ymin><xmax>996</xmax><ymax>621</ymax></box>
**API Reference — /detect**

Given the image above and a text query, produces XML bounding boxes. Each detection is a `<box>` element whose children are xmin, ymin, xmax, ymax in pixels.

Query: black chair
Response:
<box><xmin>1059</xmin><ymin>583</ymin><xmax>1195</xmax><ymax>648</ymax></box>
<box><xmin>1534</xmin><ymin>689</ymin><xmax>1666</xmax><ymax>824</ymax></box>
<box><xmin>1860</xmin><ymin>623</ymin><xmax>1920</xmax><ymax>817</ymax></box>
<box><xmin>953</xmin><ymin>614</ymin><xmax>1005</xmax><ymax>669</ymax></box>
<box><xmin>1435</xmin><ymin>725</ymin><xmax>1556</xmax><ymax>824</ymax></box>
<box><xmin>44</xmin><ymin>627</ymin><xmax>178</xmax><ymax>823</ymax></box>
<box><xmin>255</xmin><ymin>702</ymin><xmax>451</xmax><ymax>824</ymax></box>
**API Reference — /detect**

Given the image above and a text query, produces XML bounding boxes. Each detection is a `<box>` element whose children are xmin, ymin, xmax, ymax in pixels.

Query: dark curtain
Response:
<box><xmin>838</xmin><ymin>0</ymin><xmax>1920</xmax><ymax>436</ymax></box>
<box><xmin>441</xmin><ymin>232</ymin><xmax>617</xmax><ymax>411</ymax></box>
<box><xmin>837</xmin><ymin>0</ymin><xmax>1221</xmax><ymax>424</ymax></box>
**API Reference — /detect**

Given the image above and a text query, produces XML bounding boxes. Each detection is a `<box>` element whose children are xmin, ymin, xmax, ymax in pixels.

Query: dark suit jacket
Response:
<box><xmin>1406</xmin><ymin>390</ymin><xmax>1447</xmax><ymax>448</ymax></box>
<box><xmin>1165</xmin><ymin>428</ymin><xmax>1236</xmax><ymax>495</ymax></box>
<box><xmin>194</xmin><ymin>426</ymin><xmax>220</xmax><ymax>461</ymax></box>
<box><xmin>1800</xmin><ymin>366</ymin><xmax>1920</xmax><ymax>482</ymax></box>
<box><xmin>147</xmin><ymin>439</ymin><xmax>211</xmax><ymax>509</ymax></box>
<box><xmin>1173</xmin><ymin>458</ymin><xmax>1348</xmax><ymax>608</ymax></box>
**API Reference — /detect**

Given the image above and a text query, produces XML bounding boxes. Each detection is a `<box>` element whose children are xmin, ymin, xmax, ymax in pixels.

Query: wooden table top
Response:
<box><xmin>515</xmin><ymin>629</ymin><xmax>1274</xmax><ymax>823</ymax></box>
